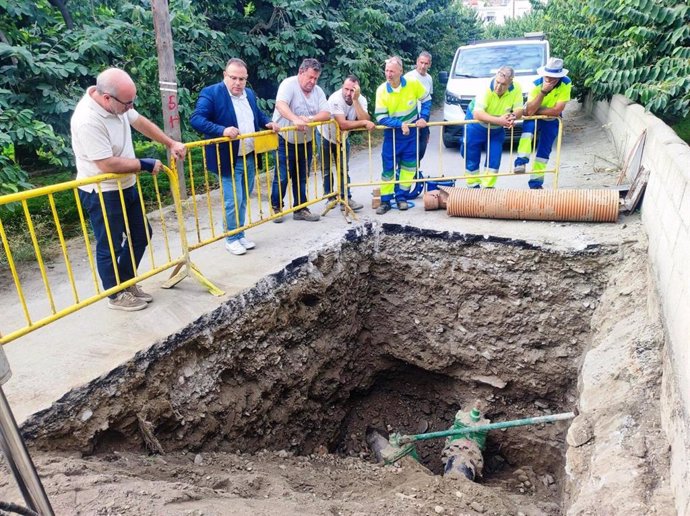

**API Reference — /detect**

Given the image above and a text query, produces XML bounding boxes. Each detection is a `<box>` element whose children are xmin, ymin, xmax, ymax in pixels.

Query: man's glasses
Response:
<box><xmin>225</xmin><ymin>75</ymin><xmax>248</xmax><ymax>83</ymax></box>
<box><xmin>107</xmin><ymin>92</ymin><xmax>136</xmax><ymax>107</ymax></box>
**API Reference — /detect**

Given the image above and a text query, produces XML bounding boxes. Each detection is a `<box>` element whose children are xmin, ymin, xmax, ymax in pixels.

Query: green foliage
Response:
<box><xmin>672</xmin><ymin>114</ymin><xmax>690</xmax><ymax>145</ymax></box>
<box><xmin>0</xmin><ymin>0</ymin><xmax>482</xmax><ymax>199</ymax></box>
<box><xmin>484</xmin><ymin>0</ymin><xmax>690</xmax><ymax>122</ymax></box>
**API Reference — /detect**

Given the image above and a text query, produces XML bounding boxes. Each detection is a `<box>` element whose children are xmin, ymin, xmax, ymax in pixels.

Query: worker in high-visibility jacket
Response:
<box><xmin>374</xmin><ymin>55</ymin><xmax>431</xmax><ymax>214</ymax></box>
<box><xmin>513</xmin><ymin>57</ymin><xmax>571</xmax><ymax>189</ymax></box>
<box><xmin>462</xmin><ymin>66</ymin><xmax>523</xmax><ymax>189</ymax></box>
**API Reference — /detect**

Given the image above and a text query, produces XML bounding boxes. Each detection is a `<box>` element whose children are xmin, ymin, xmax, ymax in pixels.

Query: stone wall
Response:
<box><xmin>590</xmin><ymin>94</ymin><xmax>690</xmax><ymax>515</ymax></box>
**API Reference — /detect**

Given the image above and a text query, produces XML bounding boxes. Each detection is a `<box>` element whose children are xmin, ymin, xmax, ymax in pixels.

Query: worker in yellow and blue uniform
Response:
<box><xmin>513</xmin><ymin>57</ymin><xmax>571</xmax><ymax>189</ymax></box>
<box><xmin>462</xmin><ymin>66</ymin><xmax>523</xmax><ymax>189</ymax></box>
<box><xmin>374</xmin><ymin>55</ymin><xmax>431</xmax><ymax>214</ymax></box>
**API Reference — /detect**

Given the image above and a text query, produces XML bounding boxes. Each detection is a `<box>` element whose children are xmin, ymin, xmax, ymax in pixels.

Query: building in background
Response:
<box><xmin>462</xmin><ymin>0</ymin><xmax>535</xmax><ymax>25</ymax></box>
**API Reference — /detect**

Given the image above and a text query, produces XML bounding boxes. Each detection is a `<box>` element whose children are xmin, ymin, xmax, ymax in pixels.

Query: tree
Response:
<box><xmin>484</xmin><ymin>0</ymin><xmax>690</xmax><ymax>122</ymax></box>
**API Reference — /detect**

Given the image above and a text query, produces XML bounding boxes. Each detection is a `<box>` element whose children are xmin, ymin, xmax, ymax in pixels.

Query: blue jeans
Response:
<box><xmin>271</xmin><ymin>136</ymin><xmax>313</xmax><ymax>210</ymax></box>
<box><xmin>222</xmin><ymin>153</ymin><xmax>256</xmax><ymax>243</ymax></box>
<box><xmin>79</xmin><ymin>186</ymin><xmax>152</xmax><ymax>297</ymax></box>
<box><xmin>319</xmin><ymin>133</ymin><xmax>352</xmax><ymax>198</ymax></box>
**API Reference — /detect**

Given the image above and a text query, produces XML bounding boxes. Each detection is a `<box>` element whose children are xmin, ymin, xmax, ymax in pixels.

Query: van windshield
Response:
<box><xmin>453</xmin><ymin>44</ymin><xmax>546</xmax><ymax>78</ymax></box>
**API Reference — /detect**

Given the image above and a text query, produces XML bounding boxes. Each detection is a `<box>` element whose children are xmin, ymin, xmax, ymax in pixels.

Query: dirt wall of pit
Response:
<box><xmin>590</xmin><ymin>94</ymin><xmax>690</xmax><ymax>515</ymax></box>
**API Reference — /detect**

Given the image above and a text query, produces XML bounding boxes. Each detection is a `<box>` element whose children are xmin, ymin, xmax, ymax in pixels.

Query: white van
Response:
<box><xmin>438</xmin><ymin>34</ymin><xmax>550</xmax><ymax>147</ymax></box>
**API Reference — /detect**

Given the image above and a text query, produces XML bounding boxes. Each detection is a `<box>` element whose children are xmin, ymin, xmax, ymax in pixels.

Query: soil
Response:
<box><xmin>0</xmin><ymin>107</ymin><xmax>675</xmax><ymax>515</ymax></box>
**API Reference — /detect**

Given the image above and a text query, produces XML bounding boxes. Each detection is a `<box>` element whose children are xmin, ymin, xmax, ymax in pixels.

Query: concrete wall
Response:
<box><xmin>590</xmin><ymin>94</ymin><xmax>690</xmax><ymax>515</ymax></box>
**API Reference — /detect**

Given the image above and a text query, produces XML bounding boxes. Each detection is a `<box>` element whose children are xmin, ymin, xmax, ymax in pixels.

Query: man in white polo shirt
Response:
<box><xmin>271</xmin><ymin>58</ymin><xmax>331</xmax><ymax>222</ymax></box>
<box><xmin>71</xmin><ymin>67</ymin><xmax>186</xmax><ymax>311</ymax></box>
<box><xmin>319</xmin><ymin>74</ymin><xmax>375</xmax><ymax>212</ymax></box>
<box><xmin>404</xmin><ymin>51</ymin><xmax>433</xmax><ymax>161</ymax></box>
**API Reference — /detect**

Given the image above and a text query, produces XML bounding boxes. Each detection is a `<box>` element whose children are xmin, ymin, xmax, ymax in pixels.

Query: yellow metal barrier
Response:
<box><xmin>176</xmin><ymin>121</ymin><xmax>349</xmax><ymax>254</ymax></box>
<box><xmin>0</xmin><ymin>167</ymin><xmax>214</xmax><ymax>345</ymax></box>
<box><xmin>343</xmin><ymin>116</ymin><xmax>563</xmax><ymax>195</ymax></box>
<box><xmin>0</xmin><ymin>116</ymin><xmax>564</xmax><ymax>346</ymax></box>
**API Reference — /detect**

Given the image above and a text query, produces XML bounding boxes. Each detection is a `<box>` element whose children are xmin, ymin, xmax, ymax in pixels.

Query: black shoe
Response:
<box><xmin>397</xmin><ymin>200</ymin><xmax>409</xmax><ymax>211</ymax></box>
<box><xmin>376</xmin><ymin>202</ymin><xmax>391</xmax><ymax>215</ymax></box>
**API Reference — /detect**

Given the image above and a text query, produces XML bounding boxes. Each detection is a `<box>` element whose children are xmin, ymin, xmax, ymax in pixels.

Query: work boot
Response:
<box><xmin>126</xmin><ymin>284</ymin><xmax>153</xmax><ymax>303</ymax></box>
<box><xmin>108</xmin><ymin>291</ymin><xmax>148</xmax><ymax>312</ymax></box>
<box><xmin>514</xmin><ymin>158</ymin><xmax>529</xmax><ymax>174</ymax></box>
<box><xmin>376</xmin><ymin>202</ymin><xmax>391</xmax><ymax>215</ymax></box>
<box><xmin>397</xmin><ymin>199</ymin><xmax>409</xmax><ymax>211</ymax></box>
<box><xmin>341</xmin><ymin>198</ymin><xmax>364</xmax><ymax>212</ymax></box>
<box><xmin>272</xmin><ymin>207</ymin><xmax>284</xmax><ymax>223</ymax></box>
<box><xmin>293</xmin><ymin>207</ymin><xmax>320</xmax><ymax>221</ymax></box>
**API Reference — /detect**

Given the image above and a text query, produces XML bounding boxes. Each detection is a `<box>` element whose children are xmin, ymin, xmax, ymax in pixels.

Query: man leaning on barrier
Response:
<box><xmin>271</xmin><ymin>58</ymin><xmax>331</xmax><ymax>222</ymax></box>
<box><xmin>462</xmin><ymin>66</ymin><xmax>523</xmax><ymax>189</ymax></box>
<box><xmin>513</xmin><ymin>57</ymin><xmax>571</xmax><ymax>189</ymax></box>
<box><xmin>374</xmin><ymin>55</ymin><xmax>431</xmax><ymax>214</ymax></box>
<box><xmin>404</xmin><ymin>51</ymin><xmax>433</xmax><ymax>162</ymax></box>
<box><xmin>71</xmin><ymin>67</ymin><xmax>186</xmax><ymax>312</ymax></box>
<box><xmin>318</xmin><ymin>74</ymin><xmax>376</xmax><ymax>212</ymax></box>
<box><xmin>190</xmin><ymin>58</ymin><xmax>280</xmax><ymax>256</ymax></box>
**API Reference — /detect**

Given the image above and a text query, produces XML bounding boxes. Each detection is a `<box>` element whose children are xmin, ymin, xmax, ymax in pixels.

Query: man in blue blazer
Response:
<box><xmin>190</xmin><ymin>58</ymin><xmax>279</xmax><ymax>256</ymax></box>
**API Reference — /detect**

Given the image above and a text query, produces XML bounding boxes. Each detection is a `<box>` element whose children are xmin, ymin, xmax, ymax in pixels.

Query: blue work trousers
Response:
<box><xmin>520</xmin><ymin>118</ymin><xmax>560</xmax><ymax>162</ymax></box>
<box><xmin>381</xmin><ymin>128</ymin><xmax>418</xmax><ymax>202</ymax></box>
<box><xmin>79</xmin><ymin>186</ymin><xmax>152</xmax><ymax>297</ymax></box>
<box><xmin>222</xmin><ymin>152</ymin><xmax>256</xmax><ymax>243</ymax></box>
<box><xmin>464</xmin><ymin>123</ymin><xmax>505</xmax><ymax>173</ymax></box>
<box><xmin>271</xmin><ymin>136</ymin><xmax>313</xmax><ymax>210</ymax></box>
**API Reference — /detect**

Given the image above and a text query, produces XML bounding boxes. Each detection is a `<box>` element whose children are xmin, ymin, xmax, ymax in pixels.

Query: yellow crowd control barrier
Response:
<box><xmin>0</xmin><ymin>116</ymin><xmax>564</xmax><ymax>346</ymax></box>
<box><xmin>176</xmin><ymin>121</ymin><xmax>352</xmax><ymax>253</ymax></box>
<box><xmin>0</xmin><ymin>167</ymin><xmax>218</xmax><ymax>345</ymax></box>
<box><xmin>343</xmin><ymin>116</ymin><xmax>563</xmax><ymax>196</ymax></box>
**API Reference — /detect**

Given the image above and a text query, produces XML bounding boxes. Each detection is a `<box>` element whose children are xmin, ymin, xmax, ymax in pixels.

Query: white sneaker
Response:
<box><xmin>225</xmin><ymin>240</ymin><xmax>246</xmax><ymax>255</ymax></box>
<box><xmin>239</xmin><ymin>237</ymin><xmax>256</xmax><ymax>249</ymax></box>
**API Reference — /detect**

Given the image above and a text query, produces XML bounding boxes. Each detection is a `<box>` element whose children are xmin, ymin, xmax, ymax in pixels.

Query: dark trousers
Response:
<box><xmin>320</xmin><ymin>133</ymin><xmax>352</xmax><ymax>198</ymax></box>
<box><xmin>418</xmin><ymin>126</ymin><xmax>430</xmax><ymax>161</ymax></box>
<box><xmin>79</xmin><ymin>186</ymin><xmax>152</xmax><ymax>297</ymax></box>
<box><xmin>271</xmin><ymin>136</ymin><xmax>313</xmax><ymax>210</ymax></box>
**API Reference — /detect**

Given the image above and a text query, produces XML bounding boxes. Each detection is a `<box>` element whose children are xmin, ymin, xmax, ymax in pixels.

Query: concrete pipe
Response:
<box><xmin>445</xmin><ymin>188</ymin><xmax>619</xmax><ymax>222</ymax></box>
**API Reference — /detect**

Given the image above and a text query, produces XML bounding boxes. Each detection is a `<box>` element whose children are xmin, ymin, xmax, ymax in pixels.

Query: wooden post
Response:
<box><xmin>151</xmin><ymin>0</ymin><xmax>187</xmax><ymax>199</ymax></box>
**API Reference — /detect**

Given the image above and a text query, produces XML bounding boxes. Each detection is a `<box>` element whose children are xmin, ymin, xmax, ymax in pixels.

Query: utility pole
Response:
<box><xmin>151</xmin><ymin>0</ymin><xmax>187</xmax><ymax>199</ymax></box>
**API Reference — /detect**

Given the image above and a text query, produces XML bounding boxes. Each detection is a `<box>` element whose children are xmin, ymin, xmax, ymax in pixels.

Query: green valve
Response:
<box><xmin>470</xmin><ymin>407</ymin><xmax>481</xmax><ymax>422</ymax></box>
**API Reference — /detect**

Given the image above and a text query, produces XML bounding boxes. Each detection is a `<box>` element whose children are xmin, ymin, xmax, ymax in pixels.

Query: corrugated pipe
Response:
<box><xmin>442</xmin><ymin>187</ymin><xmax>619</xmax><ymax>222</ymax></box>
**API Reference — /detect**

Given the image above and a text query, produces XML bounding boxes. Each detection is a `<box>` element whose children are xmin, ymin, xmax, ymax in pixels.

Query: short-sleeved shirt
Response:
<box><xmin>272</xmin><ymin>75</ymin><xmax>329</xmax><ymax>144</ymax></box>
<box><xmin>528</xmin><ymin>76</ymin><xmax>572</xmax><ymax>108</ymax></box>
<box><xmin>71</xmin><ymin>86</ymin><xmax>140</xmax><ymax>193</ymax></box>
<box><xmin>229</xmin><ymin>89</ymin><xmax>256</xmax><ymax>156</ymax></box>
<box><xmin>374</xmin><ymin>77</ymin><xmax>428</xmax><ymax>125</ymax></box>
<box><xmin>473</xmin><ymin>79</ymin><xmax>523</xmax><ymax>118</ymax></box>
<box><xmin>404</xmin><ymin>69</ymin><xmax>433</xmax><ymax>98</ymax></box>
<box><xmin>404</xmin><ymin>69</ymin><xmax>433</xmax><ymax>121</ymax></box>
<box><xmin>320</xmin><ymin>88</ymin><xmax>368</xmax><ymax>144</ymax></box>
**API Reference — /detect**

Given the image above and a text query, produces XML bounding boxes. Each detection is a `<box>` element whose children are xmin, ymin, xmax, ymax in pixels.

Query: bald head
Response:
<box><xmin>95</xmin><ymin>68</ymin><xmax>137</xmax><ymax>113</ymax></box>
<box><xmin>96</xmin><ymin>68</ymin><xmax>136</xmax><ymax>98</ymax></box>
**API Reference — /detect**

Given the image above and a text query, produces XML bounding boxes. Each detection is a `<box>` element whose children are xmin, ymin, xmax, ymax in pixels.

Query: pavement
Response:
<box><xmin>1</xmin><ymin>105</ymin><xmax>634</xmax><ymax>425</ymax></box>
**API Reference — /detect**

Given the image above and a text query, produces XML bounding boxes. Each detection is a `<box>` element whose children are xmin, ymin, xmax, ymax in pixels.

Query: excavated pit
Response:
<box><xmin>22</xmin><ymin>223</ymin><xmax>619</xmax><ymax>506</ymax></box>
